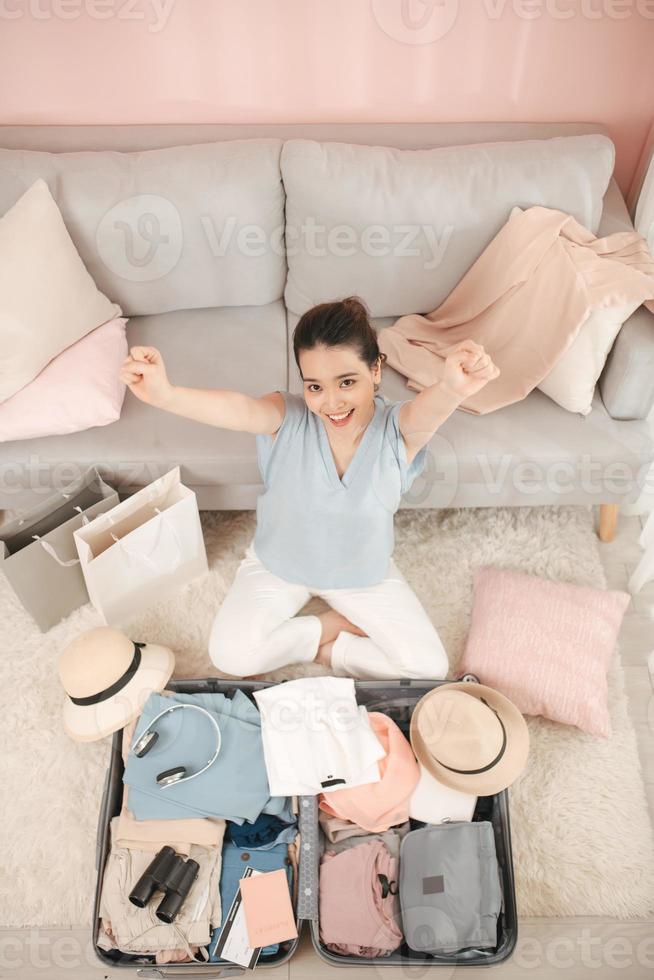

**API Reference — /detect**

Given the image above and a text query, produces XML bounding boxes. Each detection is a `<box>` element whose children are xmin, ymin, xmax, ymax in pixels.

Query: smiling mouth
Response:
<box><xmin>326</xmin><ymin>409</ymin><xmax>354</xmax><ymax>422</ymax></box>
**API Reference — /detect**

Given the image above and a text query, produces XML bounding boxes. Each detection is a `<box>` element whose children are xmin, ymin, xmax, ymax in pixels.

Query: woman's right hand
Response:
<box><xmin>119</xmin><ymin>346</ymin><xmax>174</xmax><ymax>408</ymax></box>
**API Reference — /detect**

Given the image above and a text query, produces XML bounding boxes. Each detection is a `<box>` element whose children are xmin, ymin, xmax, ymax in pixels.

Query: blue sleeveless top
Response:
<box><xmin>253</xmin><ymin>391</ymin><xmax>427</xmax><ymax>588</ymax></box>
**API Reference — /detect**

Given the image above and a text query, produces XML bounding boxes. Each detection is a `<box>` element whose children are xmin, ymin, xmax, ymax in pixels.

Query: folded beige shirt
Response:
<box><xmin>101</xmin><ymin>821</ymin><xmax>222</xmax><ymax>955</ymax></box>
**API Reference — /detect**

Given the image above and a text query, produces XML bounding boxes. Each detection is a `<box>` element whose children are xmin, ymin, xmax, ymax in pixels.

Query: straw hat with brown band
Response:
<box><xmin>59</xmin><ymin>627</ymin><xmax>175</xmax><ymax>743</ymax></box>
<box><xmin>409</xmin><ymin>681</ymin><xmax>530</xmax><ymax>796</ymax></box>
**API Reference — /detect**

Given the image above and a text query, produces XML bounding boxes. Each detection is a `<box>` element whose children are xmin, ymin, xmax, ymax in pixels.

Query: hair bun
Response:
<box><xmin>342</xmin><ymin>296</ymin><xmax>370</xmax><ymax>316</ymax></box>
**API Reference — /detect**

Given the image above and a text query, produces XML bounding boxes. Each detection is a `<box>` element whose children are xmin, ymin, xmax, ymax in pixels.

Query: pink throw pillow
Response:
<box><xmin>458</xmin><ymin>565</ymin><xmax>630</xmax><ymax>737</ymax></box>
<box><xmin>0</xmin><ymin>317</ymin><xmax>128</xmax><ymax>441</ymax></box>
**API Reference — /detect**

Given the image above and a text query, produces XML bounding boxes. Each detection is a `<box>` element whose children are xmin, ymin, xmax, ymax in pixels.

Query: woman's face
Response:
<box><xmin>299</xmin><ymin>344</ymin><xmax>381</xmax><ymax>432</ymax></box>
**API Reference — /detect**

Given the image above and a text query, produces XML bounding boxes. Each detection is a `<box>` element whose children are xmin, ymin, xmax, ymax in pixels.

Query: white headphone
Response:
<box><xmin>131</xmin><ymin>703</ymin><xmax>222</xmax><ymax>789</ymax></box>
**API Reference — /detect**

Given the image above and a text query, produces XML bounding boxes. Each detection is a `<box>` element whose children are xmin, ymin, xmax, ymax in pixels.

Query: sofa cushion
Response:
<box><xmin>0</xmin><ymin>140</ymin><xmax>285</xmax><ymax>317</ymax></box>
<box><xmin>0</xmin><ymin>179</ymin><xmax>122</xmax><ymax>401</ymax></box>
<box><xmin>0</xmin><ymin>317</ymin><xmax>128</xmax><ymax>442</ymax></box>
<box><xmin>537</xmin><ymin>178</ymin><xmax>644</xmax><ymax>416</ymax></box>
<box><xmin>598</xmin><ymin>179</ymin><xmax>654</xmax><ymax>420</ymax></box>
<box><xmin>538</xmin><ymin>300</ymin><xmax>642</xmax><ymax>415</ymax></box>
<box><xmin>282</xmin><ymin>134</ymin><xmax>615</xmax><ymax>318</ymax></box>
<box><xmin>0</xmin><ymin>303</ymin><xmax>288</xmax><ymax>510</ymax></box>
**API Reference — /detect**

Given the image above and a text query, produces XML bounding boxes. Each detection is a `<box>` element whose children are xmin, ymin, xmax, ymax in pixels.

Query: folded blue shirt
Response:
<box><xmin>123</xmin><ymin>691</ymin><xmax>271</xmax><ymax>822</ymax></box>
<box><xmin>227</xmin><ymin>812</ymin><xmax>298</xmax><ymax>849</ymax></box>
<box><xmin>261</xmin><ymin>795</ymin><xmax>295</xmax><ymax>820</ymax></box>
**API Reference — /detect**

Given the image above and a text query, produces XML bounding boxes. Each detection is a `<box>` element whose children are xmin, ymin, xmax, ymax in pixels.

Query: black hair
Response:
<box><xmin>292</xmin><ymin>296</ymin><xmax>387</xmax><ymax>385</ymax></box>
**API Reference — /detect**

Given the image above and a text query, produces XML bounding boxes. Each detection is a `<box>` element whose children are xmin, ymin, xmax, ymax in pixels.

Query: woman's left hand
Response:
<box><xmin>439</xmin><ymin>340</ymin><xmax>500</xmax><ymax>399</ymax></box>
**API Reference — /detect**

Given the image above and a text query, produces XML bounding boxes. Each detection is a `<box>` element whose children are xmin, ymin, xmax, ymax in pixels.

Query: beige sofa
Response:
<box><xmin>0</xmin><ymin>122</ymin><xmax>652</xmax><ymax>543</ymax></box>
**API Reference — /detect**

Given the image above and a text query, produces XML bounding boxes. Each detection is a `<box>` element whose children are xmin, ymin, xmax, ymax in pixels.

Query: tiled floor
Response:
<box><xmin>3</xmin><ymin>507</ymin><xmax>654</xmax><ymax>979</ymax></box>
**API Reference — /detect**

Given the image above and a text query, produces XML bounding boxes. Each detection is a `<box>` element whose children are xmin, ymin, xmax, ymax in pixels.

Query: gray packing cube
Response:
<box><xmin>400</xmin><ymin>821</ymin><xmax>502</xmax><ymax>954</ymax></box>
<box><xmin>0</xmin><ymin>467</ymin><xmax>118</xmax><ymax>631</ymax></box>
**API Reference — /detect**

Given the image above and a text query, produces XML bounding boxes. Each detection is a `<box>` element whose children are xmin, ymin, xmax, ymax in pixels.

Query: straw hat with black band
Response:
<box><xmin>59</xmin><ymin>627</ymin><xmax>175</xmax><ymax>742</ymax></box>
<box><xmin>409</xmin><ymin>681</ymin><xmax>530</xmax><ymax>796</ymax></box>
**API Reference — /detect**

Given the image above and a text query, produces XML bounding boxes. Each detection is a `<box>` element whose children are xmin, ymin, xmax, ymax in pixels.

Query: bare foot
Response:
<box><xmin>318</xmin><ymin>609</ymin><xmax>368</xmax><ymax>645</ymax></box>
<box><xmin>314</xmin><ymin>639</ymin><xmax>335</xmax><ymax>668</ymax></box>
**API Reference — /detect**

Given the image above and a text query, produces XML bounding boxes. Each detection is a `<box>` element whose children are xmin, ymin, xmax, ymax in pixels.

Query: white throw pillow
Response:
<box><xmin>0</xmin><ymin>178</ymin><xmax>121</xmax><ymax>403</ymax></box>
<box><xmin>537</xmin><ymin>302</ymin><xmax>641</xmax><ymax>415</ymax></box>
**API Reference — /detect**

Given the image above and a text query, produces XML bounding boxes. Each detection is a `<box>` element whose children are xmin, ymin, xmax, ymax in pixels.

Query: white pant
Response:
<box><xmin>209</xmin><ymin>539</ymin><xmax>449</xmax><ymax>680</ymax></box>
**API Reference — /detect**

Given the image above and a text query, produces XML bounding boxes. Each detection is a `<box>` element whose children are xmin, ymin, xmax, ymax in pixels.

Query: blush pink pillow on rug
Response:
<box><xmin>0</xmin><ymin>317</ymin><xmax>128</xmax><ymax>442</ymax></box>
<box><xmin>458</xmin><ymin>565</ymin><xmax>631</xmax><ymax>738</ymax></box>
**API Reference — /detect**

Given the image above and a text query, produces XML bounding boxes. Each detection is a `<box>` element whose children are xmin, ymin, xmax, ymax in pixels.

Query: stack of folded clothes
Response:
<box><xmin>98</xmin><ymin>689</ymin><xmax>300</xmax><ymax>965</ymax></box>
<box><xmin>316</xmin><ymin>680</ymin><xmax>529</xmax><ymax>960</ymax></box>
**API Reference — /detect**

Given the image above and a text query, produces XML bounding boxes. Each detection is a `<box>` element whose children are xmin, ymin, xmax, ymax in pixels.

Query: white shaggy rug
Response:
<box><xmin>1</xmin><ymin>505</ymin><xmax>654</xmax><ymax>928</ymax></box>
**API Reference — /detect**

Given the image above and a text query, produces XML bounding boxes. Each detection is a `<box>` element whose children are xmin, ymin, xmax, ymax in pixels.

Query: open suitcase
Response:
<box><xmin>94</xmin><ymin>678</ymin><xmax>518</xmax><ymax>976</ymax></box>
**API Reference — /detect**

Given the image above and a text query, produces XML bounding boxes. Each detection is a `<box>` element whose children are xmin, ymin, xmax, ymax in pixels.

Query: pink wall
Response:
<box><xmin>1</xmin><ymin>0</ymin><xmax>653</xmax><ymax>197</ymax></box>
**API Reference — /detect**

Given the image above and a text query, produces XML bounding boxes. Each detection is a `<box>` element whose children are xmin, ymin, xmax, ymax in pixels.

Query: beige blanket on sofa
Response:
<box><xmin>378</xmin><ymin>206</ymin><xmax>654</xmax><ymax>415</ymax></box>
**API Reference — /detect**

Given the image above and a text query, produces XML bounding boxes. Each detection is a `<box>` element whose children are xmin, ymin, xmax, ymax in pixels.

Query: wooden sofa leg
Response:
<box><xmin>599</xmin><ymin>503</ymin><xmax>619</xmax><ymax>542</ymax></box>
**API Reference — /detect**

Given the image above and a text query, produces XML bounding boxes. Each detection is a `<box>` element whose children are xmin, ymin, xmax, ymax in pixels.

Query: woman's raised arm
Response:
<box><xmin>119</xmin><ymin>346</ymin><xmax>284</xmax><ymax>434</ymax></box>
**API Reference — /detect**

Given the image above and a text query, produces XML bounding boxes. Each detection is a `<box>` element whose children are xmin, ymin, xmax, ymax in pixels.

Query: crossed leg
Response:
<box><xmin>209</xmin><ymin>546</ymin><xmax>367</xmax><ymax>677</ymax></box>
<box><xmin>317</xmin><ymin>559</ymin><xmax>449</xmax><ymax>680</ymax></box>
<box><xmin>209</xmin><ymin>541</ymin><xmax>447</xmax><ymax>680</ymax></box>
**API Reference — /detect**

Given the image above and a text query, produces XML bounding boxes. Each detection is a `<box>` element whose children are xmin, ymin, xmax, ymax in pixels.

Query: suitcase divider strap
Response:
<box><xmin>297</xmin><ymin>795</ymin><xmax>320</xmax><ymax>922</ymax></box>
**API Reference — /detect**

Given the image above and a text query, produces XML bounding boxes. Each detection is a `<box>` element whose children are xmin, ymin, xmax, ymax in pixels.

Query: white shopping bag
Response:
<box><xmin>74</xmin><ymin>467</ymin><xmax>208</xmax><ymax>626</ymax></box>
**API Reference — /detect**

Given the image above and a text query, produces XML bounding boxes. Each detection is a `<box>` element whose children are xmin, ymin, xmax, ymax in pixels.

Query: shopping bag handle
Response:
<box><xmin>13</xmin><ymin>491</ymin><xmax>83</xmax><ymax>528</ymax></box>
<box><xmin>101</xmin><ymin>487</ymin><xmax>168</xmax><ymax>534</ymax></box>
<box><xmin>109</xmin><ymin>508</ymin><xmax>183</xmax><ymax>576</ymax></box>
<box><xmin>31</xmin><ymin>507</ymin><xmax>91</xmax><ymax>566</ymax></box>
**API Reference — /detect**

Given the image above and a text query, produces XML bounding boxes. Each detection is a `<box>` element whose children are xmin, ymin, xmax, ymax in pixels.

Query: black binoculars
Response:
<box><xmin>129</xmin><ymin>845</ymin><xmax>200</xmax><ymax>924</ymax></box>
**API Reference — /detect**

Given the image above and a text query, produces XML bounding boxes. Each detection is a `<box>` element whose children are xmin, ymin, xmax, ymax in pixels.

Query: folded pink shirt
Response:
<box><xmin>319</xmin><ymin>839</ymin><xmax>403</xmax><ymax>957</ymax></box>
<box><xmin>318</xmin><ymin>712</ymin><xmax>420</xmax><ymax>833</ymax></box>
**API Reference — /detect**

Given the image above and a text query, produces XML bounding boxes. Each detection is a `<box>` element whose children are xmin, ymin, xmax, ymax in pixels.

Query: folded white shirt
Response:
<box><xmin>409</xmin><ymin>763</ymin><xmax>477</xmax><ymax>824</ymax></box>
<box><xmin>253</xmin><ymin>677</ymin><xmax>386</xmax><ymax>796</ymax></box>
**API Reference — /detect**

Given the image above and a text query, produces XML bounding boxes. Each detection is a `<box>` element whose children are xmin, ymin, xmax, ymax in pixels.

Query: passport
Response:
<box><xmin>239</xmin><ymin>868</ymin><xmax>298</xmax><ymax>949</ymax></box>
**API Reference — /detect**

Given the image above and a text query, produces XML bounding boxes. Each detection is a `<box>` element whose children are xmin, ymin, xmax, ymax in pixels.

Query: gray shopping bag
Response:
<box><xmin>0</xmin><ymin>468</ymin><xmax>119</xmax><ymax>631</ymax></box>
